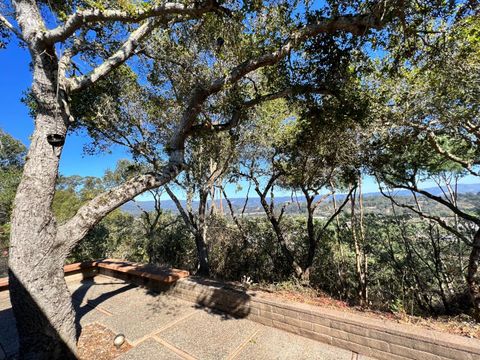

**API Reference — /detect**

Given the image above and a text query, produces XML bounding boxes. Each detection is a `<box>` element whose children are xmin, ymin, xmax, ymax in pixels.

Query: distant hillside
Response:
<box><xmin>121</xmin><ymin>183</ymin><xmax>480</xmax><ymax>216</ymax></box>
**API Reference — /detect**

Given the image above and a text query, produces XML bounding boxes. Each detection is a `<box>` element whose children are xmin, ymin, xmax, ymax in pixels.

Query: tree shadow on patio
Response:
<box><xmin>71</xmin><ymin>278</ymin><xmax>137</xmax><ymax>338</ymax></box>
<box><xmin>184</xmin><ymin>276</ymin><xmax>253</xmax><ymax>320</ymax></box>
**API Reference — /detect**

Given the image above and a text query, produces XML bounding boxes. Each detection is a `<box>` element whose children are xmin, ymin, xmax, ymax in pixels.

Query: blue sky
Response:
<box><xmin>0</xmin><ymin>40</ymin><xmax>130</xmax><ymax>176</ymax></box>
<box><xmin>1</xmin><ymin>38</ymin><xmax>478</xmax><ymax>201</ymax></box>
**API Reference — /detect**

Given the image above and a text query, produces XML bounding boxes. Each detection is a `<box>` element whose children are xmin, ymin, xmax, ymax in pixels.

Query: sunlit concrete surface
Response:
<box><xmin>0</xmin><ymin>275</ymin><xmax>373</xmax><ymax>359</ymax></box>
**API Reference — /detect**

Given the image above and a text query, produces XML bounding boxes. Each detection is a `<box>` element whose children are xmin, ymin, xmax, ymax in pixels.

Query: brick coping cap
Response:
<box><xmin>0</xmin><ymin>258</ymin><xmax>189</xmax><ymax>290</ymax></box>
<box><xmin>92</xmin><ymin>258</ymin><xmax>189</xmax><ymax>283</ymax></box>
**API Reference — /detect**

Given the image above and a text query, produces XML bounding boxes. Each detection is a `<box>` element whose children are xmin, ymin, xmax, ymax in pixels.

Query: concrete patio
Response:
<box><xmin>0</xmin><ymin>275</ymin><xmax>368</xmax><ymax>359</ymax></box>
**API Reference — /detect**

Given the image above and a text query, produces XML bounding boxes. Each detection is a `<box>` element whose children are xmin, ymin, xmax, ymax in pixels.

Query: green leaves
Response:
<box><xmin>366</xmin><ymin>14</ymin><xmax>480</xmax><ymax>187</ymax></box>
<box><xmin>0</xmin><ymin>129</ymin><xmax>26</xmax><ymax>170</ymax></box>
<box><xmin>0</xmin><ymin>130</ymin><xmax>26</xmax><ymax>234</ymax></box>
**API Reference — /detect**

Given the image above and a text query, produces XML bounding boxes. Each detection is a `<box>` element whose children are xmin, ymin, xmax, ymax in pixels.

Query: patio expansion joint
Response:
<box><xmin>74</xmin><ymin>298</ymin><xmax>114</xmax><ymax>317</ymax></box>
<box><xmin>152</xmin><ymin>335</ymin><xmax>198</xmax><ymax>360</ymax></box>
<box><xmin>226</xmin><ymin>327</ymin><xmax>261</xmax><ymax>360</ymax></box>
<box><xmin>130</xmin><ymin>309</ymin><xmax>197</xmax><ymax>346</ymax></box>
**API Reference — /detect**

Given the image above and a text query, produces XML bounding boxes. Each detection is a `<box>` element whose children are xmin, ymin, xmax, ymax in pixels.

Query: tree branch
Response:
<box><xmin>67</xmin><ymin>18</ymin><xmax>158</xmax><ymax>92</ymax></box>
<box><xmin>41</xmin><ymin>1</ymin><xmax>219</xmax><ymax>44</ymax></box>
<box><xmin>57</xmin><ymin>150</ymin><xmax>185</xmax><ymax>249</ymax></box>
<box><xmin>189</xmin><ymin>85</ymin><xmax>332</xmax><ymax>133</ymax></box>
<box><xmin>378</xmin><ymin>186</ymin><xmax>472</xmax><ymax>246</ymax></box>
<box><xmin>165</xmin><ymin>184</ymin><xmax>197</xmax><ymax>234</ymax></box>
<box><xmin>0</xmin><ymin>13</ymin><xmax>25</xmax><ymax>42</ymax></box>
<box><xmin>390</xmin><ymin>181</ymin><xmax>480</xmax><ymax>225</ymax></box>
<box><xmin>176</xmin><ymin>7</ymin><xmax>389</xmax><ymax>145</ymax></box>
<box><xmin>315</xmin><ymin>186</ymin><xmax>356</xmax><ymax>245</ymax></box>
<box><xmin>426</xmin><ymin>131</ymin><xmax>478</xmax><ymax>176</ymax></box>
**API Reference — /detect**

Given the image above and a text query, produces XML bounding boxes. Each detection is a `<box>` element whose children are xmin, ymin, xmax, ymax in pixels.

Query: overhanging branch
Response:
<box><xmin>57</xmin><ymin>150</ymin><xmax>185</xmax><ymax>249</ymax></box>
<box><xmin>378</xmin><ymin>185</ymin><xmax>473</xmax><ymax>246</ymax></box>
<box><xmin>171</xmin><ymin>6</ymin><xmax>388</xmax><ymax>152</ymax></box>
<box><xmin>68</xmin><ymin>18</ymin><xmax>159</xmax><ymax>92</ymax></box>
<box><xmin>189</xmin><ymin>85</ymin><xmax>332</xmax><ymax>134</ymax></box>
<box><xmin>41</xmin><ymin>1</ymin><xmax>219</xmax><ymax>44</ymax></box>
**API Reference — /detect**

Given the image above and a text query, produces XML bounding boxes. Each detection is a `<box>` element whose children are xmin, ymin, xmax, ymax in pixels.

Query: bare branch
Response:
<box><xmin>221</xmin><ymin>187</ymin><xmax>248</xmax><ymax>244</ymax></box>
<box><xmin>240</xmin><ymin>181</ymin><xmax>251</xmax><ymax>216</ymax></box>
<box><xmin>396</xmin><ymin>182</ymin><xmax>480</xmax><ymax>225</ymax></box>
<box><xmin>315</xmin><ymin>186</ymin><xmax>356</xmax><ymax>244</ymax></box>
<box><xmin>378</xmin><ymin>186</ymin><xmax>472</xmax><ymax>246</ymax></box>
<box><xmin>278</xmin><ymin>201</ymin><xmax>293</xmax><ymax>223</ymax></box>
<box><xmin>165</xmin><ymin>184</ymin><xmax>197</xmax><ymax>234</ymax></box>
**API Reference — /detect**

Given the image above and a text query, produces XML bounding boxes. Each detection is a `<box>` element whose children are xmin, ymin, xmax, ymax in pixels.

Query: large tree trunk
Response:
<box><xmin>467</xmin><ymin>228</ymin><xmax>480</xmax><ymax>321</ymax></box>
<box><xmin>8</xmin><ymin>108</ymin><xmax>76</xmax><ymax>357</ymax></box>
<box><xmin>7</xmin><ymin>8</ymin><xmax>76</xmax><ymax>352</ymax></box>
<box><xmin>9</xmin><ymin>258</ymin><xmax>76</xmax><ymax>359</ymax></box>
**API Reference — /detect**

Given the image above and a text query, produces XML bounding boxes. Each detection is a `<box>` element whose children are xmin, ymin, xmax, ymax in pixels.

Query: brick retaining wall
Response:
<box><xmin>168</xmin><ymin>277</ymin><xmax>480</xmax><ymax>360</ymax></box>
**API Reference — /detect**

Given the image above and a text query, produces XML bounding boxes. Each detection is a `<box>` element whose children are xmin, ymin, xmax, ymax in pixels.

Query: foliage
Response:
<box><xmin>0</xmin><ymin>129</ymin><xmax>26</xmax><ymax>248</ymax></box>
<box><xmin>368</xmin><ymin>16</ymin><xmax>480</xmax><ymax>185</ymax></box>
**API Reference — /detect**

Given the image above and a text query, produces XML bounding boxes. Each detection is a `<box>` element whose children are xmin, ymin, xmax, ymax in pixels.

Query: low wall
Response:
<box><xmin>0</xmin><ymin>259</ymin><xmax>188</xmax><ymax>295</ymax></box>
<box><xmin>168</xmin><ymin>277</ymin><xmax>480</xmax><ymax>360</ymax></box>
<box><xmin>0</xmin><ymin>261</ymin><xmax>98</xmax><ymax>292</ymax></box>
<box><xmin>91</xmin><ymin>259</ymin><xmax>189</xmax><ymax>292</ymax></box>
<box><xmin>1</xmin><ymin>260</ymin><xmax>479</xmax><ymax>360</ymax></box>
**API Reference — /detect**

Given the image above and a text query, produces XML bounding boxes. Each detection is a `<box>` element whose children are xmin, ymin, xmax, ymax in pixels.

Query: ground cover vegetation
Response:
<box><xmin>0</xmin><ymin>0</ymin><xmax>479</xmax><ymax>357</ymax></box>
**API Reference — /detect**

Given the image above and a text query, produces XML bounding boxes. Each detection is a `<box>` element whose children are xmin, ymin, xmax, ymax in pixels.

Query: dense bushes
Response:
<box><xmin>70</xmin><ymin>207</ymin><xmax>474</xmax><ymax>318</ymax></box>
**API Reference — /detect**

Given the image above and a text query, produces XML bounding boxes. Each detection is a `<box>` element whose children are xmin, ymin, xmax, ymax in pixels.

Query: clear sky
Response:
<box><xmin>0</xmin><ymin>40</ymin><xmax>131</xmax><ymax>176</ymax></box>
<box><xmin>1</xmin><ymin>38</ymin><xmax>478</xmax><ymax>201</ymax></box>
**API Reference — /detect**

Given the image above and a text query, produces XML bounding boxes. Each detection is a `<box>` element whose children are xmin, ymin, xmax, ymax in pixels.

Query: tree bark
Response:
<box><xmin>254</xmin><ymin>182</ymin><xmax>304</xmax><ymax>278</ymax></box>
<box><xmin>302</xmin><ymin>194</ymin><xmax>316</xmax><ymax>283</ymax></box>
<box><xmin>194</xmin><ymin>233</ymin><xmax>210</xmax><ymax>276</ymax></box>
<box><xmin>8</xmin><ymin>88</ymin><xmax>77</xmax><ymax>358</ymax></box>
<box><xmin>468</xmin><ymin>228</ymin><xmax>480</xmax><ymax>321</ymax></box>
<box><xmin>9</xmin><ymin>257</ymin><xmax>76</xmax><ymax>359</ymax></box>
<box><xmin>195</xmin><ymin>190</ymin><xmax>210</xmax><ymax>276</ymax></box>
<box><xmin>8</xmin><ymin>0</ymin><xmax>78</xmax><ymax>352</ymax></box>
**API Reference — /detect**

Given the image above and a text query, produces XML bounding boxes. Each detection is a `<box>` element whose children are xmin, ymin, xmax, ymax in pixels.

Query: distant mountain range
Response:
<box><xmin>121</xmin><ymin>183</ymin><xmax>480</xmax><ymax>216</ymax></box>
